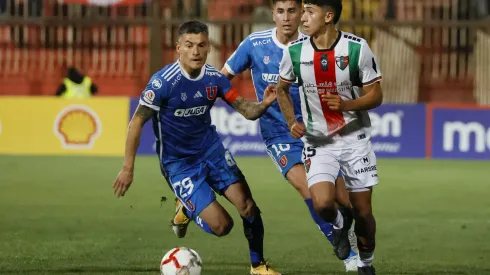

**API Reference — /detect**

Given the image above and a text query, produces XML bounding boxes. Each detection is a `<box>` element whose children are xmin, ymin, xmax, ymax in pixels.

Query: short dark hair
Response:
<box><xmin>303</xmin><ymin>0</ymin><xmax>343</xmax><ymax>24</ymax></box>
<box><xmin>271</xmin><ymin>0</ymin><xmax>302</xmax><ymax>6</ymax></box>
<box><xmin>178</xmin><ymin>20</ymin><xmax>209</xmax><ymax>37</ymax></box>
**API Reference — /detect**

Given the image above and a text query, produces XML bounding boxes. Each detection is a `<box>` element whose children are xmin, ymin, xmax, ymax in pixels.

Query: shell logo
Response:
<box><xmin>54</xmin><ymin>105</ymin><xmax>102</xmax><ymax>149</ymax></box>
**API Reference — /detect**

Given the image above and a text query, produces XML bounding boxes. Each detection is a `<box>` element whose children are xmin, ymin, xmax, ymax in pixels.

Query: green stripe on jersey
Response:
<box><xmin>289</xmin><ymin>43</ymin><xmax>313</xmax><ymax>131</ymax></box>
<box><xmin>348</xmin><ymin>41</ymin><xmax>362</xmax><ymax>87</ymax></box>
<box><xmin>289</xmin><ymin>43</ymin><xmax>303</xmax><ymax>85</ymax></box>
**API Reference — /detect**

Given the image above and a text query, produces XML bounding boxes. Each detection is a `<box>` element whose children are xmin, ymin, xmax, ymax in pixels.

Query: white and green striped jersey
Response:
<box><xmin>279</xmin><ymin>31</ymin><xmax>382</xmax><ymax>148</ymax></box>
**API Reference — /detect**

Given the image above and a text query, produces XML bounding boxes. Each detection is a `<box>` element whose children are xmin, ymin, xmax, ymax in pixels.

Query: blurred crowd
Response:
<box><xmin>1</xmin><ymin>0</ymin><xmax>489</xmax><ymax>20</ymax></box>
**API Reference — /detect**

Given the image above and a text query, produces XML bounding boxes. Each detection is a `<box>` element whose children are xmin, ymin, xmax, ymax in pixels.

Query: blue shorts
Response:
<box><xmin>265</xmin><ymin>137</ymin><xmax>342</xmax><ymax>179</ymax></box>
<box><xmin>265</xmin><ymin>137</ymin><xmax>305</xmax><ymax>178</ymax></box>
<box><xmin>165</xmin><ymin>146</ymin><xmax>244</xmax><ymax>219</ymax></box>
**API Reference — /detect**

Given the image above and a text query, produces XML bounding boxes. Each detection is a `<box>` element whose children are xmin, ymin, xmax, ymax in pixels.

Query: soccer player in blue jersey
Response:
<box><xmin>221</xmin><ymin>1</ymin><xmax>359</xmax><ymax>272</ymax></box>
<box><xmin>113</xmin><ymin>21</ymin><xmax>281</xmax><ymax>275</ymax></box>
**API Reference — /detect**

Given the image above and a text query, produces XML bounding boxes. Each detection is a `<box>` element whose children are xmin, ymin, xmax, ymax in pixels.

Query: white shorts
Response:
<box><xmin>303</xmin><ymin>141</ymin><xmax>379</xmax><ymax>192</ymax></box>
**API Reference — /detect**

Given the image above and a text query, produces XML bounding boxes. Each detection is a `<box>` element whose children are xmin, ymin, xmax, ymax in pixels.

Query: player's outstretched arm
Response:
<box><xmin>113</xmin><ymin>104</ymin><xmax>155</xmax><ymax>197</ymax></box>
<box><xmin>230</xmin><ymin>84</ymin><xmax>276</xmax><ymax>121</ymax></box>
<box><xmin>276</xmin><ymin>79</ymin><xmax>305</xmax><ymax>138</ymax></box>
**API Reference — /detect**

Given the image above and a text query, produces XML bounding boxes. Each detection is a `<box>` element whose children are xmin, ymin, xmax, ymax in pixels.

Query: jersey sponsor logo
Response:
<box><xmin>443</xmin><ymin>121</ymin><xmax>490</xmax><ymax>153</ymax></box>
<box><xmin>151</xmin><ymin>78</ymin><xmax>162</xmax><ymax>89</ymax></box>
<box><xmin>252</xmin><ymin>38</ymin><xmax>271</xmax><ymax>47</ymax></box>
<box><xmin>263</xmin><ymin>56</ymin><xmax>270</xmax><ymax>65</ymax></box>
<box><xmin>300</xmin><ymin>60</ymin><xmax>313</xmax><ymax>66</ymax></box>
<box><xmin>335</xmin><ymin>56</ymin><xmax>349</xmax><ymax>70</ymax></box>
<box><xmin>320</xmin><ymin>54</ymin><xmax>328</xmax><ymax>71</ymax></box>
<box><xmin>336</xmin><ymin>82</ymin><xmax>353</xmax><ymax>93</ymax></box>
<box><xmin>181</xmin><ymin>92</ymin><xmax>187</xmax><ymax>101</ymax></box>
<box><xmin>262</xmin><ymin>73</ymin><xmax>279</xmax><ymax>83</ymax></box>
<box><xmin>143</xmin><ymin>90</ymin><xmax>155</xmax><ymax>103</ymax></box>
<box><xmin>174</xmin><ymin>105</ymin><xmax>208</xmax><ymax>117</ymax></box>
<box><xmin>354</xmin><ymin>165</ymin><xmax>377</xmax><ymax>175</ymax></box>
<box><xmin>54</xmin><ymin>105</ymin><xmax>102</xmax><ymax>149</ymax></box>
<box><xmin>206</xmin><ymin>71</ymin><xmax>222</xmax><ymax>77</ymax></box>
<box><xmin>206</xmin><ymin>86</ymin><xmax>217</xmax><ymax>100</ymax></box>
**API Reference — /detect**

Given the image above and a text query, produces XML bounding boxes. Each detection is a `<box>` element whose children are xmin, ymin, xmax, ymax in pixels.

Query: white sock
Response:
<box><xmin>357</xmin><ymin>251</ymin><xmax>374</xmax><ymax>267</ymax></box>
<box><xmin>332</xmin><ymin>210</ymin><xmax>344</xmax><ymax>229</ymax></box>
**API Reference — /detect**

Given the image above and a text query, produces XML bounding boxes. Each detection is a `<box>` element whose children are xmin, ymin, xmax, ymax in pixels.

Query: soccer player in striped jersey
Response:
<box><xmin>218</xmin><ymin>0</ymin><xmax>358</xmax><ymax>272</ymax></box>
<box><xmin>276</xmin><ymin>1</ymin><xmax>382</xmax><ymax>274</ymax></box>
<box><xmin>113</xmin><ymin>21</ymin><xmax>281</xmax><ymax>275</ymax></box>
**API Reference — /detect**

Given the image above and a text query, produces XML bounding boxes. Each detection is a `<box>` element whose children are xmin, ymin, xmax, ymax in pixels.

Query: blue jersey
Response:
<box><xmin>139</xmin><ymin>61</ymin><xmax>239</xmax><ymax>172</ymax></box>
<box><xmin>225</xmin><ymin>28</ymin><xmax>306</xmax><ymax>141</ymax></box>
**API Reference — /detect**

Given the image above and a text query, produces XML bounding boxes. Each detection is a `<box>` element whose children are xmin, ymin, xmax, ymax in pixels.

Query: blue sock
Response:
<box><xmin>191</xmin><ymin>212</ymin><xmax>215</xmax><ymax>235</ymax></box>
<box><xmin>242</xmin><ymin>209</ymin><xmax>264</xmax><ymax>267</ymax></box>
<box><xmin>305</xmin><ymin>198</ymin><xmax>334</xmax><ymax>244</ymax></box>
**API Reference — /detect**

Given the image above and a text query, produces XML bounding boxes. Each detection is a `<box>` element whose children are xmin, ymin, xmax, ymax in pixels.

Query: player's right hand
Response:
<box><xmin>289</xmin><ymin>121</ymin><xmax>306</xmax><ymax>139</ymax></box>
<box><xmin>113</xmin><ymin>168</ymin><xmax>134</xmax><ymax>198</ymax></box>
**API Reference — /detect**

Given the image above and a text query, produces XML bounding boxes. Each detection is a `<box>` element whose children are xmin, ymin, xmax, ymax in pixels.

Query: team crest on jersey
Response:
<box><xmin>304</xmin><ymin>158</ymin><xmax>311</xmax><ymax>173</ymax></box>
<box><xmin>279</xmin><ymin>155</ymin><xmax>288</xmax><ymax>167</ymax></box>
<box><xmin>186</xmin><ymin>199</ymin><xmax>195</xmax><ymax>211</ymax></box>
<box><xmin>335</xmin><ymin>56</ymin><xmax>349</xmax><ymax>70</ymax></box>
<box><xmin>206</xmin><ymin>86</ymin><xmax>217</xmax><ymax>100</ymax></box>
<box><xmin>181</xmin><ymin>92</ymin><xmax>187</xmax><ymax>101</ymax></box>
<box><xmin>320</xmin><ymin>54</ymin><xmax>328</xmax><ymax>71</ymax></box>
<box><xmin>263</xmin><ymin>56</ymin><xmax>270</xmax><ymax>65</ymax></box>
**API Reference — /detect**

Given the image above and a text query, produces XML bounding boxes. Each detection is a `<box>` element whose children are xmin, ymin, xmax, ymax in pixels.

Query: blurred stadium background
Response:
<box><xmin>1</xmin><ymin>1</ymin><xmax>490</xmax><ymax>275</ymax></box>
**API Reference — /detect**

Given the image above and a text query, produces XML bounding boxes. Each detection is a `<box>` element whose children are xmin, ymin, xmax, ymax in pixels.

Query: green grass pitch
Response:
<box><xmin>1</xmin><ymin>156</ymin><xmax>489</xmax><ymax>275</ymax></box>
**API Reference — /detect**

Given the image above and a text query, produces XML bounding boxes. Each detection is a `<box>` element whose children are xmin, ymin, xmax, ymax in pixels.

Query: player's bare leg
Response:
<box><xmin>224</xmin><ymin>181</ymin><xmax>281</xmax><ymax>275</ymax></box>
<box><xmin>310</xmin><ymin>181</ymin><xmax>353</xmax><ymax>260</ymax></box>
<box><xmin>335</xmin><ymin>177</ymin><xmax>351</xmax><ymax>209</ymax></box>
<box><xmin>287</xmin><ymin>164</ymin><xmax>357</xmax><ymax>271</ymax></box>
<box><xmin>173</xmin><ymin>198</ymin><xmax>234</xmax><ymax>238</ymax></box>
<box><xmin>196</xmin><ymin>201</ymin><xmax>234</xmax><ymax>237</ymax></box>
<box><xmin>350</xmin><ymin>189</ymin><xmax>376</xmax><ymax>275</ymax></box>
<box><xmin>336</xmin><ymin>178</ymin><xmax>359</xmax><ymax>251</ymax></box>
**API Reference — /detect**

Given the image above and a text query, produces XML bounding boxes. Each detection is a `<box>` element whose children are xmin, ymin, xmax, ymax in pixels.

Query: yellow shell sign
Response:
<box><xmin>54</xmin><ymin>105</ymin><xmax>102</xmax><ymax>149</ymax></box>
<box><xmin>0</xmin><ymin>97</ymin><xmax>128</xmax><ymax>156</ymax></box>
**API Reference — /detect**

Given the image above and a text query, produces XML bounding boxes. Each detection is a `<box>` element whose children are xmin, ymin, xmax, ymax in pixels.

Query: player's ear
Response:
<box><xmin>324</xmin><ymin>7</ymin><xmax>334</xmax><ymax>24</ymax></box>
<box><xmin>176</xmin><ymin>41</ymin><xmax>181</xmax><ymax>54</ymax></box>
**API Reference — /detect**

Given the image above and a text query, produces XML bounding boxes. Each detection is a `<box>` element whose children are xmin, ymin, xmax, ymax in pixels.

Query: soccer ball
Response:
<box><xmin>160</xmin><ymin>247</ymin><xmax>202</xmax><ymax>275</ymax></box>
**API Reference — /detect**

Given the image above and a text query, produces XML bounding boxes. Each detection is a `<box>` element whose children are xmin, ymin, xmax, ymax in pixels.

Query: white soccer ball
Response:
<box><xmin>160</xmin><ymin>247</ymin><xmax>202</xmax><ymax>275</ymax></box>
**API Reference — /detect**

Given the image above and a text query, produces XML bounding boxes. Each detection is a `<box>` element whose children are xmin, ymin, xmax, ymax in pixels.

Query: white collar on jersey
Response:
<box><xmin>177</xmin><ymin>59</ymin><xmax>206</xmax><ymax>81</ymax></box>
<box><xmin>271</xmin><ymin>27</ymin><xmax>307</xmax><ymax>49</ymax></box>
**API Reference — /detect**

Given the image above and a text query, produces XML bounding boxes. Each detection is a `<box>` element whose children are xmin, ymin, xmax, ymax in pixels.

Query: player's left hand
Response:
<box><xmin>113</xmin><ymin>168</ymin><xmax>134</xmax><ymax>198</ymax></box>
<box><xmin>262</xmin><ymin>84</ymin><xmax>277</xmax><ymax>106</ymax></box>
<box><xmin>321</xmin><ymin>92</ymin><xmax>344</xmax><ymax>111</ymax></box>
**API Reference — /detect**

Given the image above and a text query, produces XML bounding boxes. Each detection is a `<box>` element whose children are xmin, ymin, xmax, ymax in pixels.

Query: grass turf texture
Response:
<box><xmin>1</xmin><ymin>156</ymin><xmax>489</xmax><ymax>275</ymax></box>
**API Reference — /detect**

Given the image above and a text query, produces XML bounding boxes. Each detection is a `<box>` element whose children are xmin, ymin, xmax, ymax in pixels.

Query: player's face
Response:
<box><xmin>177</xmin><ymin>33</ymin><xmax>210</xmax><ymax>71</ymax></box>
<box><xmin>272</xmin><ymin>1</ymin><xmax>302</xmax><ymax>36</ymax></box>
<box><xmin>301</xmin><ymin>4</ymin><xmax>335</xmax><ymax>36</ymax></box>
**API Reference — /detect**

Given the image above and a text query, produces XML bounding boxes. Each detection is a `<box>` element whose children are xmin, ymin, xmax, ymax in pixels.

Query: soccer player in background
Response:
<box><xmin>276</xmin><ymin>0</ymin><xmax>382</xmax><ymax>274</ymax></box>
<box><xmin>113</xmin><ymin>21</ymin><xmax>282</xmax><ymax>275</ymax></box>
<box><xmin>173</xmin><ymin>0</ymin><xmax>358</xmax><ymax>272</ymax></box>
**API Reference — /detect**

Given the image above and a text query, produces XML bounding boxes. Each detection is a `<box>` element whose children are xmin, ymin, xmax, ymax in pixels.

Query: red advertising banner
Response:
<box><xmin>62</xmin><ymin>0</ymin><xmax>146</xmax><ymax>6</ymax></box>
